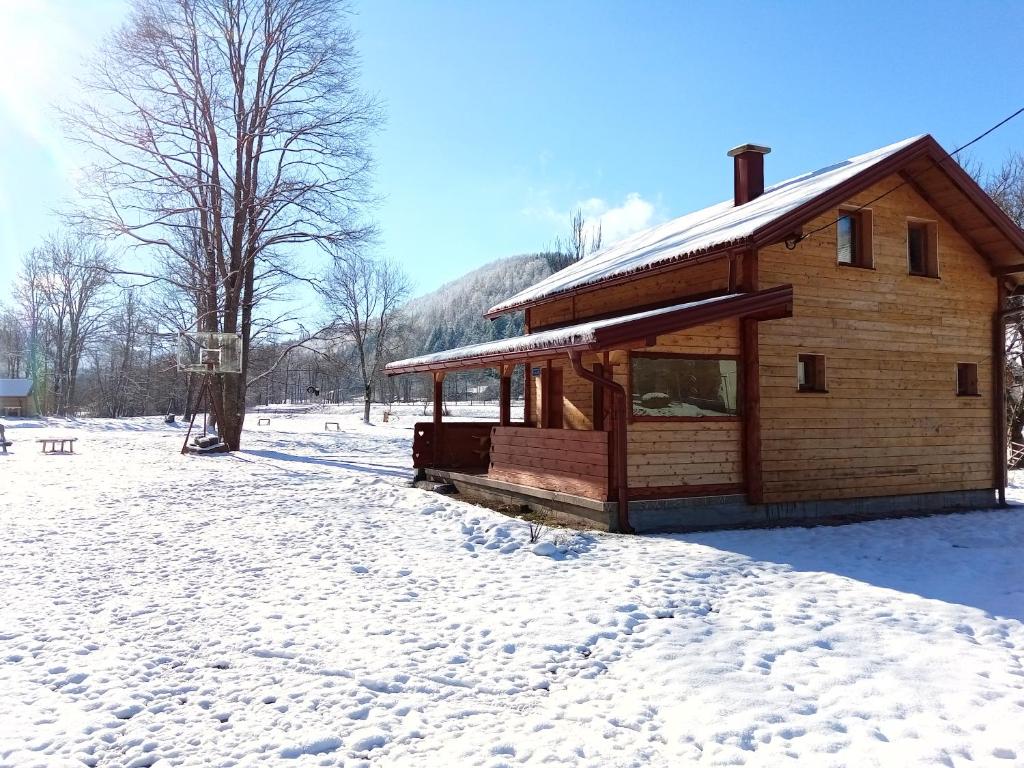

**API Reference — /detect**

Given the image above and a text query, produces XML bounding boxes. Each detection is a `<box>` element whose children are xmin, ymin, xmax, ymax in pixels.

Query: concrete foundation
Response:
<box><xmin>424</xmin><ymin>469</ymin><xmax>1000</xmax><ymax>533</ymax></box>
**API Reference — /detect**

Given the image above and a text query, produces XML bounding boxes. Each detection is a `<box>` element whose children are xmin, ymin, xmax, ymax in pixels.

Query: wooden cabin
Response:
<box><xmin>0</xmin><ymin>379</ymin><xmax>35</xmax><ymax>417</ymax></box>
<box><xmin>386</xmin><ymin>135</ymin><xmax>1024</xmax><ymax>532</ymax></box>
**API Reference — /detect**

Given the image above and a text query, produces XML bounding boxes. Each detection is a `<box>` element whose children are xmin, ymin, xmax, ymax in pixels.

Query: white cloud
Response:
<box><xmin>525</xmin><ymin>192</ymin><xmax>659</xmax><ymax>254</ymax></box>
<box><xmin>582</xmin><ymin>193</ymin><xmax>656</xmax><ymax>248</ymax></box>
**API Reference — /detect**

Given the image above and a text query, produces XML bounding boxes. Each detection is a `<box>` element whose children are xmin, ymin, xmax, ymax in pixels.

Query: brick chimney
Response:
<box><xmin>727</xmin><ymin>143</ymin><xmax>771</xmax><ymax>206</ymax></box>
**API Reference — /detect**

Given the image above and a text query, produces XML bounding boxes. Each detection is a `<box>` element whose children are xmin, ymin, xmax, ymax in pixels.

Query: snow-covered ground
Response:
<box><xmin>1</xmin><ymin>405</ymin><xmax>1023</xmax><ymax>767</ymax></box>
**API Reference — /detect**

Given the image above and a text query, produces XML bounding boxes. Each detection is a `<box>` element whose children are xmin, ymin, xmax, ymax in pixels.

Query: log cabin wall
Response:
<box><xmin>608</xmin><ymin>318</ymin><xmax>743</xmax><ymax>494</ymax></box>
<box><xmin>530</xmin><ymin>257</ymin><xmax>731</xmax><ymax>329</ymax></box>
<box><xmin>757</xmin><ymin>174</ymin><xmax>997</xmax><ymax>503</ymax></box>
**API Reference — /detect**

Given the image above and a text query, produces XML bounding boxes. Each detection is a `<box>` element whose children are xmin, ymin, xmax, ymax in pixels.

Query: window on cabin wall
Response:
<box><xmin>630</xmin><ymin>353</ymin><xmax>739</xmax><ymax>418</ymax></box>
<box><xmin>837</xmin><ymin>208</ymin><xmax>873</xmax><ymax>268</ymax></box>
<box><xmin>797</xmin><ymin>353</ymin><xmax>827</xmax><ymax>393</ymax></box>
<box><xmin>908</xmin><ymin>220</ymin><xmax>939</xmax><ymax>277</ymax></box>
<box><xmin>956</xmin><ymin>362</ymin><xmax>979</xmax><ymax>396</ymax></box>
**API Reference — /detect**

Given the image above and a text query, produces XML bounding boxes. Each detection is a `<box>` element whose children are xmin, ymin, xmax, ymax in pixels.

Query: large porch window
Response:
<box><xmin>630</xmin><ymin>353</ymin><xmax>739</xmax><ymax>419</ymax></box>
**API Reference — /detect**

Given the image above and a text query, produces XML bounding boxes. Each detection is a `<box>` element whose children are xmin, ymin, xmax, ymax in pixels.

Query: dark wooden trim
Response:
<box><xmin>498</xmin><ymin>365</ymin><xmax>512</xmax><ymax>427</ymax></box>
<box><xmin>994</xmin><ymin>281</ymin><xmax>1007</xmax><ymax>505</ymax></box>
<box><xmin>523</xmin><ymin>360</ymin><xmax>534</xmax><ymax>427</ymax></box>
<box><xmin>740</xmin><ymin>247</ymin><xmax>763</xmax><ymax>504</ymax></box>
<box><xmin>631</xmin><ymin>415</ymin><xmax>741</xmax><ymax>423</ymax></box>
<box><xmin>432</xmin><ymin>372</ymin><xmax>445</xmax><ymax>465</ymax></box>
<box><xmin>629</xmin><ymin>483</ymin><xmax>744</xmax><ymax>500</ymax></box>
<box><xmin>529</xmin><ymin>288</ymin><xmax>731</xmax><ymax>333</ymax></box>
<box><xmin>592</xmin><ymin>362</ymin><xmax>605</xmax><ymax>431</ymax></box>
<box><xmin>993</xmin><ymin>264</ymin><xmax>1024</xmax><ymax>276</ymax></box>
<box><xmin>631</xmin><ymin>351</ymin><xmax>742</xmax><ymax>361</ymax></box>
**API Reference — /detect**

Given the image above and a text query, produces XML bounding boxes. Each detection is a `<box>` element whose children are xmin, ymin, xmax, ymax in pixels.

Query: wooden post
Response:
<box><xmin>994</xmin><ymin>281</ymin><xmax>1007</xmax><ymax>506</ymax></box>
<box><xmin>433</xmin><ymin>371</ymin><xmax>445</xmax><ymax>466</ymax></box>
<box><xmin>499</xmin><ymin>365</ymin><xmax>512</xmax><ymax>427</ymax></box>
<box><xmin>739</xmin><ymin>248</ymin><xmax>763</xmax><ymax>504</ymax></box>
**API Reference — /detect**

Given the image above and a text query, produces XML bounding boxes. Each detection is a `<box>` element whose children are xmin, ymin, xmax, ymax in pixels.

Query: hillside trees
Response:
<box><xmin>66</xmin><ymin>0</ymin><xmax>380</xmax><ymax>449</ymax></box>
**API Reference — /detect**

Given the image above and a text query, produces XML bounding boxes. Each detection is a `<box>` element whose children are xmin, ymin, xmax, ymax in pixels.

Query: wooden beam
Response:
<box><xmin>739</xmin><ymin>248</ymin><xmax>763</xmax><ymax>504</ymax></box>
<box><xmin>994</xmin><ymin>281</ymin><xmax>1007</xmax><ymax>506</ymax></box>
<box><xmin>993</xmin><ymin>263</ymin><xmax>1024</xmax><ymax>276</ymax></box>
<box><xmin>498</xmin><ymin>364</ymin><xmax>512</xmax><ymax>427</ymax></box>
<box><xmin>432</xmin><ymin>371</ymin><xmax>445</xmax><ymax>466</ymax></box>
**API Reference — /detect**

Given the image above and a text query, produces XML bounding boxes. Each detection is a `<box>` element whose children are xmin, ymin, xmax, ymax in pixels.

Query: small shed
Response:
<box><xmin>0</xmin><ymin>379</ymin><xmax>35</xmax><ymax>417</ymax></box>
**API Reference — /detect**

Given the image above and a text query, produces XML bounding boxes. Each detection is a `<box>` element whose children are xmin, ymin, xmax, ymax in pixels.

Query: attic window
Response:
<box><xmin>956</xmin><ymin>362</ymin><xmax>979</xmax><ymax>397</ymax></box>
<box><xmin>797</xmin><ymin>354</ymin><xmax>827</xmax><ymax>393</ymax></box>
<box><xmin>837</xmin><ymin>208</ymin><xmax>872</xmax><ymax>268</ymax></box>
<box><xmin>908</xmin><ymin>220</ymin><xmax>938</xmax><ymax>277</ymax></box>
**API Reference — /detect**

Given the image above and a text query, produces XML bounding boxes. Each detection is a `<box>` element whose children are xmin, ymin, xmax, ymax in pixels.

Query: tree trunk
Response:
<box><xmin>363</xmin><ymin>383</ymin><xmax>372</xmax><ymax>423</ymax></box>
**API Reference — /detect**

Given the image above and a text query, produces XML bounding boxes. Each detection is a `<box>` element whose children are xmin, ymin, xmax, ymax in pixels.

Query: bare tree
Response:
<box><xmin>325</xmin><ymin>253</ymin><xmax>410</xmax><ymax>422</ymax></box>
<box><xmin>66</xmin><ymin>0</ymin><xmax>381</xmax><ymax>449</ymax></box>
<box><xmin>0</xmin><ymin>306</ymin><xmax>28</xmax><ymax>379</ymax></box>
<box><xmin>546</xmin><ymin>207</ymin><xmax>602</xmax><ymax>272</ymax></box>
<box><xmin>29</xmin><ymin>235</ymin><xmax>113</xmax><ymax>416</ymax></box>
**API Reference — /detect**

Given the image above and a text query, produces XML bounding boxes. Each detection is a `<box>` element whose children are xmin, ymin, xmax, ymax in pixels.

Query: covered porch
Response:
<box><xmin>385</xmin><ymin>285</ymin><xmax>793</xmax><ymax>532</ymax></box>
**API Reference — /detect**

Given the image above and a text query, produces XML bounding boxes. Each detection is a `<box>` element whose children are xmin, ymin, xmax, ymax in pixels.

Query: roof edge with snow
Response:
<box><xmin>485</xmin><ymin>134</ymin><xmax>1024</xmax><ymax>318</ymax></box>
<box><xmin>386</xmin><ymin>286</ymin><xmax>793</xmax><ymax>375</ymax></box>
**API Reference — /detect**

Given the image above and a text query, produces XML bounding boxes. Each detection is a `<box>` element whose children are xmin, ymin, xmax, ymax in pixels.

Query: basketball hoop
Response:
<box><xmin>177</xmin><ymin>332</ymin><xmax>242</xmax><ymax>374</ymax></box>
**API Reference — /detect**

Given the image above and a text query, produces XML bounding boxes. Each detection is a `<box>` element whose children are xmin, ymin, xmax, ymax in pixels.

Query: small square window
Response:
<box><xmin>837</xmin><ymin>208</ymin><xmax>872</xmax><ymax>268</ymax></box>
<box><xmin>956</xmin><ymin>362</ymin><xmax>979</xmax><ymax>396</ymax></box>
<box><xmin>797</xmin><ymin>354</ymin><xmax>827</xmax><ymax>393</ymax></box>
<box><xmin>908</xmin><ymin>220</ymin><xmax>938</xmax><ymax>277</ymax></box>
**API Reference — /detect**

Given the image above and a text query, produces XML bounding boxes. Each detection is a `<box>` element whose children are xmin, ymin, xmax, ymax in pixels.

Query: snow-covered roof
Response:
<box><xmin>387</xmin><ymin>286</ymin><xmax>793</xmax><ymax>375</ymax></box>
<box><xmin>488</xmin><ymin>135</ymin><xmax>925</xmax><ymax>316</ymax></box>
<box><xmin>0</xmin><ymin>379</ymin><xmax>32</xmax><ymax>397</ymax></box>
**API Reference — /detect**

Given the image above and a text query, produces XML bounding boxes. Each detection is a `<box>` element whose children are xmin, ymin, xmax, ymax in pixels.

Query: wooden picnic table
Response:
<box><xmin>37</xmin><ymin>437</ymin><xmax>77</xmax><ymax>454</ymax></box>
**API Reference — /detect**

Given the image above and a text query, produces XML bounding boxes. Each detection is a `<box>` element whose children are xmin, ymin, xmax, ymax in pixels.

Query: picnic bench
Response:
<box><xmin>325</xmin><ymin>422</ymin><xmax>340</xmax><ymax>431</ymax></box>
<box><xmin>37</xmin><ymin>437</ymin><xmax>77</xmax><ymax>454</ymax></box>
<box><xmin>257</xmin><ymin>417</ymin><xmax>271</xmax><ymax>426</ymax></box>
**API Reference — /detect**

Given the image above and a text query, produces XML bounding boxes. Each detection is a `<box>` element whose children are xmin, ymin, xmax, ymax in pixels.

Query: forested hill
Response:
<box><xmin>404</xmin><ymin>253</ymin><xmax>557</xmax><ymax>355</ymax></box>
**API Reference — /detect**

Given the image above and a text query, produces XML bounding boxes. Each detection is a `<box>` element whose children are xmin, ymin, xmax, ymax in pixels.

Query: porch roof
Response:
<box><xmin>385</xmin><ymin>284</ymin><xmax>792</xmax><ymax>375</ymax></box>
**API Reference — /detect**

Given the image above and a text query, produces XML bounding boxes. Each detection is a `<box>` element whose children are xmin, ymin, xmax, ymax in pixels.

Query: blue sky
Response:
<box><xmin>2</xmin><ymin>0</ymin><xmax>1024</xmax><ymax>302</ymax></box>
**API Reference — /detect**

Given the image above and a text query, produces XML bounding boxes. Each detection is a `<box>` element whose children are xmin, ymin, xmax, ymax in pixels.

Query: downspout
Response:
<box><xmin>569</xmin><ymin>351</ymin><xmax>634</xmax><ymax>534</ymax></box>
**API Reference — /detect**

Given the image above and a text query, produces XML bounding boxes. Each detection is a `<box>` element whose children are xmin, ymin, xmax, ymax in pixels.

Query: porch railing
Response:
<box><xmin>412</xmin><ymin>422</ymin><xmax>496</xmax><ymax>472</ymax></box>
<box><xmin>488</xmin><ymin>426</ymin><xmax>612</xmax><ymax>500</ymax></box>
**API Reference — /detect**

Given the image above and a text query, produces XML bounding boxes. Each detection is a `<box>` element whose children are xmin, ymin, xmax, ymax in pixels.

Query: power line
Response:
<box><xmin>786</xmin><ymin>105</ymin><xmax>1024</xmax><ymax>249</ymax></box>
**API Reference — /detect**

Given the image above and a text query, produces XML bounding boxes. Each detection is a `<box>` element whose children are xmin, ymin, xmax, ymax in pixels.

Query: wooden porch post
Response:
<box><xmin>433</xmin><ymin>371</ymin><xmax>445</xmax><ymax>466</ymax></box>
<box><xmin>994</xmin><ymin>281</ymin><xmax>1007</xmax><ymax>506</ymax></box>
<box><xmin>499</xmin><ymin>365</ymin><xmax>512</xmax><ymax>427</ymax></box>
<box><xmin>739</xmin><ymin>248</ymin><xmax>764</xmax><ymax>504</ymax></box>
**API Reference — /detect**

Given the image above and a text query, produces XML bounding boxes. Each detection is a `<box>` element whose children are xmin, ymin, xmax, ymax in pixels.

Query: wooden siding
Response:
<box><xmin>757</xmin><ymin>173</ymin><xmax>997</xmax><ymax>503</ymax></box>
<box><xmin>489</xmin><ymin>426</ymin><xmax>610</xmax><ymax>499</ymax></box>
<box><xmin>531</xmin><ymin>257</ymin><xmax>730</xmax><ymax>328</ymax></box>
<box><xmin>627</xmin><ymin>421</ymin><xmax>743</xmax><ymax>491</ymax></box>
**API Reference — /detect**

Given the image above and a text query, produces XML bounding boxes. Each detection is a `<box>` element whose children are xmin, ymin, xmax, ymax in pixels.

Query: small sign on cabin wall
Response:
<box><xmin>531</xmin><ymin>366</ymin><xmax>542</xmax><ymax>376</ymax></box>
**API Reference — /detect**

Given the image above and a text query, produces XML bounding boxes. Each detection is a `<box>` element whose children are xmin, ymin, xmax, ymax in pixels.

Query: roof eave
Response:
<box><xmin>388</xmin><ymin>285</ymin><xmax>793</xmax><ymax>376</ymax></box>
<box><xmin>483</xmin><ymin>241</ymin><xmax>751</xmax><ymax>320</ymax></box>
